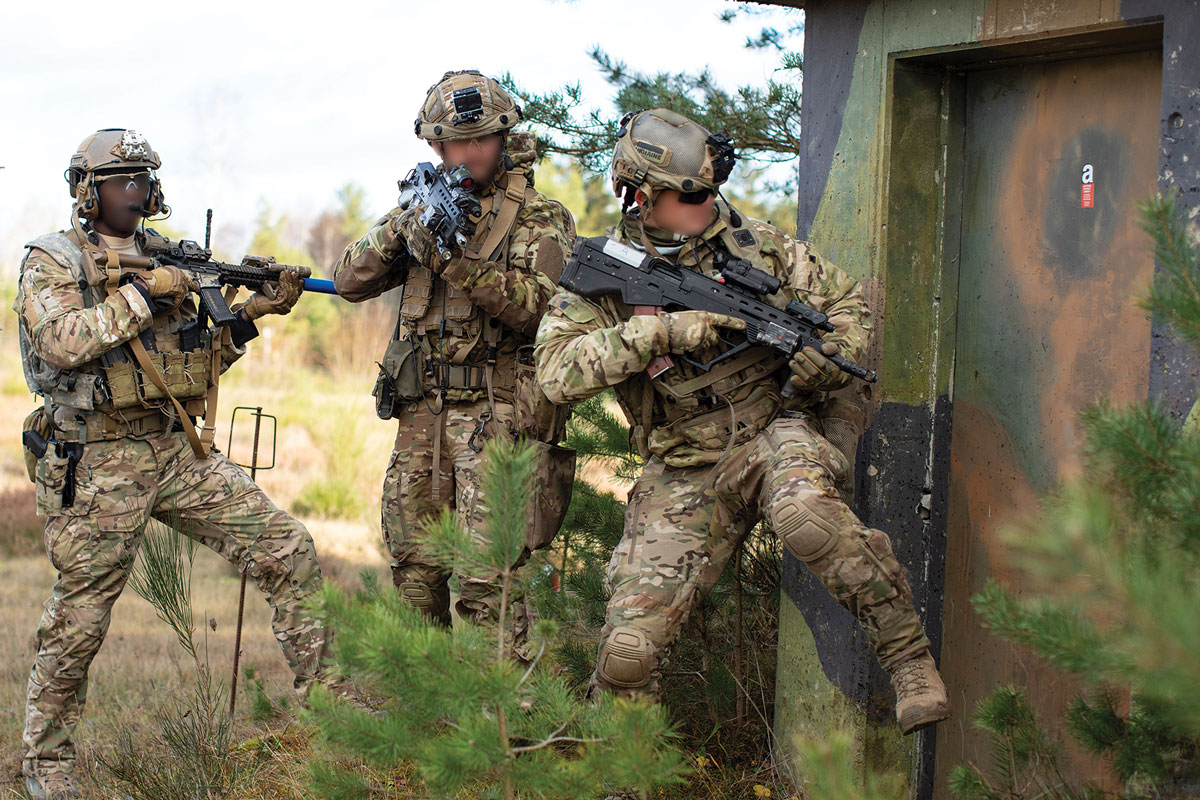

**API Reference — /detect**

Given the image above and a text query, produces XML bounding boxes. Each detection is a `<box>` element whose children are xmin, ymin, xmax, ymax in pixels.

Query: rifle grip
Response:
<box><xmin>634</xmin><ymin>305</ymin><xmax>674</xmax><ymax>378</ymax></box>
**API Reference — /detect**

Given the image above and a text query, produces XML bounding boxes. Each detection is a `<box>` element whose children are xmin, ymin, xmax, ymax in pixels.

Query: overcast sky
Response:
<box><xmin>0</xmin><ymin>0</ymin><xmax>802</xmax><ymax>275</ymax></box>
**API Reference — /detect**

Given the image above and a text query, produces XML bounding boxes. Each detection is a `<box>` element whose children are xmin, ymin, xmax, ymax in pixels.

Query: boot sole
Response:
<box><xmin>899</xmin><ymin>701</ymin><xmax>951</xmax><ymax>734</ymax></box>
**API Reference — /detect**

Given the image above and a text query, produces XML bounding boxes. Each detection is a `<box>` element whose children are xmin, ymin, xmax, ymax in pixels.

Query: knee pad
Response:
<box><xmin>773</xmin><ymin>491</ymin><xmax>840</xmax><ymax>563</ymax></box>
<box><xmin>394</xmin><ymin>580</ymin><xmax>449</xmax><ymax>625</ymax></box>
<box><xmin>596</xmin><ymin>627</ymin><xmax>653</xmax><ymax>690</ymax></box>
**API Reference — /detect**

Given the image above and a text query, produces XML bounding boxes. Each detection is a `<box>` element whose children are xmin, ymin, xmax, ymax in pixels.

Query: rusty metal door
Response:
<box><xmin>933</xmin><ymin>48</ymin><xmax>1162</xmax><ymax>796</ymax></box>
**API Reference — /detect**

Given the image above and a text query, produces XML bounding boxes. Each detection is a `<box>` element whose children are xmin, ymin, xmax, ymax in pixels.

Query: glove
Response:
<box><xmin>240</xmin><ymin>267</ymin><xmax>304</xmax><ymax>320</ymax></box>
<box><xmin>789</xmin><ymin>340</ymin><xmax>842</xmax><ymax>390</ymax></box>
<box><xmin>138</xmin><ymin>265</ymin><xmax>196</xmax><ymax>312</ymax></box>
<box><xmin>658</xmin><ymin>310</ymin><xmax>745</xmax><ymax>353</ymax></box>
<box><xmin>392</xmin><ymin>206</ymin><xmax>447</xmax><ymax>268</ymax></box>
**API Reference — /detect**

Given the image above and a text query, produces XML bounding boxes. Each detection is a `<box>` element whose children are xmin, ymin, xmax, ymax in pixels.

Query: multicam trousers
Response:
<box><xmin>591</xmin><ymin>412</ymin><xmax>930</xmax><ymax>696</ymax></box>
<box><xmin>381</xmin><ymin>397</ymin><xmax>530</xmax><ymax>654</ymax></box>
<box><xmin>24</xmin><ymin>430</ymin><xmax>327</xmax><ymax>780</ymax></box>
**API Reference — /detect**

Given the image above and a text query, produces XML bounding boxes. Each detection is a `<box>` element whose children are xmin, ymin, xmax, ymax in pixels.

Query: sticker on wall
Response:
<box><xmin>1081</xmin><ymin>163</ymin><xmax>1095</xmax><ymax>209</ymax></box>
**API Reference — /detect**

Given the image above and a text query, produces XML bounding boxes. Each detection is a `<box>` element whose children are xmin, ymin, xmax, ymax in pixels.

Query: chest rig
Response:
<box><xmin>390</xmin><ymin>161</ymin><xmax>537</xmax><ymax>405</ymax></box>
<box><xmin>18</xmin><ymin>224</ymin><xmax>226</xmax><ymax>457</ymax></box>
<box><xmin>613</xmin><ymin>206</ymin><xmax>792</xmax><ymax>464</ymax></box>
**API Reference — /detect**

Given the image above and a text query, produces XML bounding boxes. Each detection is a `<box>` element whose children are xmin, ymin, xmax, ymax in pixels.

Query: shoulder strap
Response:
<box><xmin>103</xmin><ymin>248</ymin><xmax>221</xmax><ymax>460</ymax></box>
<box><xmin>465</xmin><ymin>170</ymin><xmax>529</xmax><ymax>266</ymax></box>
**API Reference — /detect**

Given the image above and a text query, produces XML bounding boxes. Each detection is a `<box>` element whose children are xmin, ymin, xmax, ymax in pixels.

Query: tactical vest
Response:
<box><xmin>611</xmin><ymin>205</ymin><xmax>796</xmax><ymax>466</ymax></box>
<box><xmin>391</xmin><ymin>161</ymin><xmax>539</xmax><ymax>403</ymax></box>
<box><xmin>18</xmin><ymin>227</ymin><xmax>217</xmax><ymax>444</ymax></box>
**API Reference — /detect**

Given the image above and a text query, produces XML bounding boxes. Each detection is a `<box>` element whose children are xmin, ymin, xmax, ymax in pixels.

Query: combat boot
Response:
<box><xmin>889</xmin><ymin>649</ymin><xmax>950</xmax><ymax>734</ymax></box>
<box><xmin>23</xmin><ymin>771</ymin><xmax>80</xmax><ymax>800</ymax></box>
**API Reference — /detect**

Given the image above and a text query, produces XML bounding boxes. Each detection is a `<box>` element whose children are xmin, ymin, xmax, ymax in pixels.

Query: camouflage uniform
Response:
<box><xmin>15</xmin><ymin>129</ymin><xmax>327</xmax><ymax>789</ymax></box>
<box><xmin>333</xmin><ymin>71</ymin><xmax>575</xmax><ymax>652</ymax></box>
<box><xmin>535</xmin><ymin>111</ymin><xmax>942</xmax><ymax>726</ymax></box>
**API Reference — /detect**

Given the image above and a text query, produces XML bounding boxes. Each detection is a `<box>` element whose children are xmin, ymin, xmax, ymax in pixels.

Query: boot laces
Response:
<box><xmin>894</xmin><ymin>658</ymin><xmax>931</xmax><ymax>698</ymax></box>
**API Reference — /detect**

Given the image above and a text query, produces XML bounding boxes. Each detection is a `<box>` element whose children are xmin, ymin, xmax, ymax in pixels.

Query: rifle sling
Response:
<box><xmin>103</xmin><ymin>248</ymin><xmax>229</xmax><ymax>460</ymax></box>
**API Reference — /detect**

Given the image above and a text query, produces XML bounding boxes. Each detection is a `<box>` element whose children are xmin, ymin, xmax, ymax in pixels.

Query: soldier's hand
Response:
<box><xmin>393</xmin><ymin>206</ymin><xmax>447</xmax><ymax>268</ymax></box>
<box><xmin>241</xmin><ymin>267</ymin><xmax>304</xmax><ymax>320</ymax></box>
<box><xmin>789</xmin><ymin>341</ymin><xmax>842</xmax><ymax>389</ymax></box>
<box><xmin>658</xmin><ymin>310</ymin><xmax>746</xmax><ymax>353</ymax></box>
<box><xmin>137</xmin><ymin>265</ymin><xmax>196</xmax><ymax>312</ymax></box>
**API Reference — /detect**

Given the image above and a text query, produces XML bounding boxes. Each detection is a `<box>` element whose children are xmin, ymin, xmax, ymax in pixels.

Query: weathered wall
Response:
<box><xmin>775</xmin><ymin>1</ymin><xmax>1200</xmax><ymax>797</ymax></box>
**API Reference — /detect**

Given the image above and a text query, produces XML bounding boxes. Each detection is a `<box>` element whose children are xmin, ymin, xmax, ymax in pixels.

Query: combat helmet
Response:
<box><xmin>414</xmin><ymin>70</ymin><xmax>523</xmax><ymax>142</ymax></box>
<box><xmin>65</xmin><ymin>128</ymin><xmax>165</xmax><ymax>219</ymax></box>
<box><xmin>610</xmin><ymin>108</ymin><xmax>736</xmax><ymax>212</ymax></box>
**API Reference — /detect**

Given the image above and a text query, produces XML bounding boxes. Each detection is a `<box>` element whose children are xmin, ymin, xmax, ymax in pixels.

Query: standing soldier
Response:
<box><xmin>333</xmin><ymin>71</ymin><xmax>575</xmax><ymax>655</ymax></box>
<box><xmin>535</xmin><ymin>109</ymin><xmax>950</xmax><ymax>733</ymax></box>
<box><xmin>15</xmin><ymin>128</ymin><xmax>329</xmax><ymax>800</ymax></box>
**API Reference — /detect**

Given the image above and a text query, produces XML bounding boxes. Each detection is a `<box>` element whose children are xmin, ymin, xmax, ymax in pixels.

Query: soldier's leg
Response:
<box><xmin>383</xmin><ymin>405</ymin><xmax>453</xmax><ymax>625</ymax></box>
<box><xmin>751</xmin><ymin>415</ymin><xmax>929</xmax><ymax>668</ymax></box>
<box><xmin>24</xmin><ymin>439</ymin><xmax>155</xmax><ymax>783</ymax></box>
<box><xmin>445</xmin><ymin>400</ymin><xmax>532</xmax><ymax>657</ymax></box>
<box><xmin>590</xmin><ymin>460</ymin><xmax>750</xmax><ymax>698</ymax></box>
<box><xmin>748</xmin><ymin>415</ymin><xmax>947</xmax><ymax>731</ymax></box>
<box><xmin>155</xmin><ymin>435</ymin><xmax>327</xmax><ymax>693</ymax></box>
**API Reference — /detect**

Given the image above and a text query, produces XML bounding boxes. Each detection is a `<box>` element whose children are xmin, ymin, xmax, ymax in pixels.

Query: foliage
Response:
<box><xmin>306</xmin><ymin>438</ymin><xmax>686</xmax><ymax>800</ymax></box>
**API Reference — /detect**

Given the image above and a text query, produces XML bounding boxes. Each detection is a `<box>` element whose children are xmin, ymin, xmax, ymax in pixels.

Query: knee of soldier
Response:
<box><xmin>770</xmin><ymin>489</ymin><xmax>842</xmax><ymax>563</ymax></box>
<box><xmin>395</xmin><ymin>580</ymin><xmax>440</xmax><ymax>611</ymax></box>
<box><xmin>250</xmin><ymin>523</ymin><xmax>322</xmax><ymax>592</ymax></box>
<box><xmin>596</xmin><ymin>626</ymin><xmax>654</xmax><ymax>691</ymax></box>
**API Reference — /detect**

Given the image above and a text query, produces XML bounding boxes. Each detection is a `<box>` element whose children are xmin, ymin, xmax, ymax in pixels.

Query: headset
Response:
<box><xmin>65</xmin><ymin>166</ymin><xmax>166</xmax><ymax>221</ymax></box>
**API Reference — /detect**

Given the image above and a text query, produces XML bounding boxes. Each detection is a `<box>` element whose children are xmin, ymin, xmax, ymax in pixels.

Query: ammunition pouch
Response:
<box><xmin>374</xmin><ymin>337</ymin><xmax>424</xmax><ymax>419</ymax></box>
<box><xmin>103</xmin><ymin>350</ymin><xmax>211</xmax><ymax>410</ymax></box>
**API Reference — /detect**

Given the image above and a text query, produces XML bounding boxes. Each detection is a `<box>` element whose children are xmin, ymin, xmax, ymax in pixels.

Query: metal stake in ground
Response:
<box><xmin>226</xmin><ymin>405</ymin><xmax>277</xmax><ymax>715</ymax></box>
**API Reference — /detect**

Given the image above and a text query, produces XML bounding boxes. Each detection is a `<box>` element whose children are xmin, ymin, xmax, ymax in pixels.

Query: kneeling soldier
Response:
<box><xmin>535</xmin><ymin>109</ymin><xmax>950</xmax><ymax>733</ymax></box>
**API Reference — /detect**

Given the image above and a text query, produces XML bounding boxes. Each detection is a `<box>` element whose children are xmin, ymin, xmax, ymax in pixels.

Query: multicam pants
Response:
<box><xmin>381</xmin><ymin>397</ymin><xmax>530</xmax><ymax>653</ymax></box>
<box><xmin>590</xmin><ymin>412</ymin><xmax>930</xmax><ymax>696</ymax></box>
<box><xmin>24</xmin><ymin>430</ymin><xmax>327</xmax><ymax>780</ymax></box>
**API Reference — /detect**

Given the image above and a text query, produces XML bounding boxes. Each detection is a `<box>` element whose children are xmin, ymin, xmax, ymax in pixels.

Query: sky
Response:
<box><xmin>0</xmin><ymin>0</ymin><xmax>802</xmax><ymax>276</ymax></box>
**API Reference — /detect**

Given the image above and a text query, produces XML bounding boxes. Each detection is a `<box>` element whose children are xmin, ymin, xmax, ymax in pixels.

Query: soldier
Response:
<box><xmin>15</xmin><ymin>128</ymin><xmax>329</xmax><ymax>800</ymax></box>
<box><xmin>535</xmin><ymin>109</ymin><xmax>950</xmax><ymax>733</ymax></box>
<box><xmin>333</xmin><ymin>71</ymin><xmax>575</xmax><ymax>655</ymax></box>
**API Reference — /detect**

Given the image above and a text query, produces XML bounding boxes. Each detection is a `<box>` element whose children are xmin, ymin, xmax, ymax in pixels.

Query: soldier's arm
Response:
<box><xmin>439</xmin><ymin>197</ymin><xmax>576</xmax><ymax>336</ymax></box>
<box><xmin>332</xmin><ymin>207</ymin><xmax>412</xmax><ymax>302</ymax></box>
<box><xmin>534</xmin><ymin>290</ymin><xmax>668</xmax><ymax>404</ymax></box>
<box><xmin>782</xmin><ymin>234</ymin><xmax>873</xmax><ymax>390</ymax></box>
<box><xmin>18</xmin><ymin>247</ymin><xmax>154</xmax><ymax>370</ymax></box>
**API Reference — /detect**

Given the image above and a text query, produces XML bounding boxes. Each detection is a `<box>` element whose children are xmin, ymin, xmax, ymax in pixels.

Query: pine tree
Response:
<box><xmin>503</xmin><ymin>6</ymin><xmax>804</xmax><ymax>194</ymax></box>
<box><xmin>304</xmin><ymin>436</ymin><xmax>685</xmax><ymax>800</ymax></box>
<box><xmin>950</xmin><ymin>194</ymin><xmax>1200</xmax><ymax>799</ymax></box>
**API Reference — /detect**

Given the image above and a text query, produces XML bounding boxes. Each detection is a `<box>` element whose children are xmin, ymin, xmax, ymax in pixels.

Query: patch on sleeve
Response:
<box><xmin>732</xmin><ymin>229</ymin><xmax>756</xmax><ymax>248</ymax></box>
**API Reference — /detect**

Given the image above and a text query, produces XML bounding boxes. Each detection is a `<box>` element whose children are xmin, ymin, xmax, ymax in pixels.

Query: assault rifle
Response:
<box><xmin>396</xmin><ymin>162</ymin><xmax>482</xmax><ymax>260</ymax></box>
<box><xmin>94</xmin><ymin>238</ymin><xmax>338</xmax><ymax>326</ymax></box>
<box><xmin>557</xmin><ymin>236</ymin><xmax>877</xmax><ymax>390</ymax></box>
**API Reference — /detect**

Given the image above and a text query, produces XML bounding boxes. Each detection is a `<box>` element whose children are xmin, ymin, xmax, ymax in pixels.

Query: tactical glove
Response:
<box><xmin>657</xmin><ymin>310</ymin><xmax>745</xmax><ymax>353</ymax></box>
<box><xmin>240</xmin><ymin>266</ymin><xmax>304</xmax><ymax>320</ymax></box>
<box><xmin>138</xmin><ymin>266</ymin><xmax>196</xmax><ymax>312</ymax></box>
<box><xmin>788</xmin><ymin>341</ymin><xmax>842</xmax><ymax>390</ymax></box>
